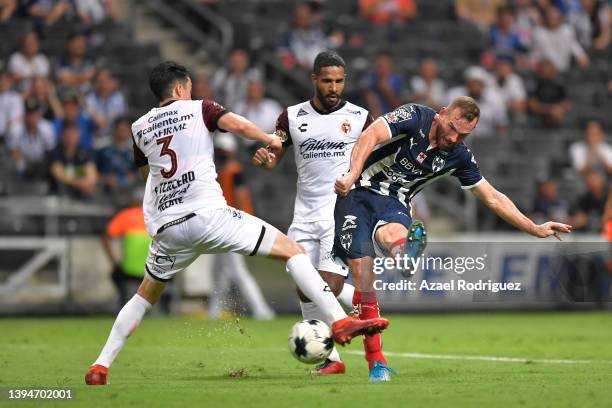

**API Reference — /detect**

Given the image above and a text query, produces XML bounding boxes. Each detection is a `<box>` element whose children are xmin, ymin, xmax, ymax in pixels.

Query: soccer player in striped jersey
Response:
<box><xmin>333</xmin><ymin>96</ymin><xmax>572</xmax><ymax>381</ymax></box>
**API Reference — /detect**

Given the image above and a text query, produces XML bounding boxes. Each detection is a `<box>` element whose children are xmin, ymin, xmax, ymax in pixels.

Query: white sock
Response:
<box><xmin>287</xmin><ymin>254</ymin><xmax>346</xmax><ymax>322</ymax></box>
<box><xmin>94</xmin><ymin>294</ymin><xmax>152</xmax><ymax>368</ymax></box>
<box><xmin>300</xmin><ymin>301</ymin><xmax>341</xmax><ymax>362</ymax></box>
<box><xmin>337</xmin><ymin>283</ymin><xmax>355</xmax><ymax>309</ymax></box>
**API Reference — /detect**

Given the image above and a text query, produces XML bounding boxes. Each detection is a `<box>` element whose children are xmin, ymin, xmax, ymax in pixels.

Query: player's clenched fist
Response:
<box><xmin>252</xmin><ymin>147</ymin><xmax>276</xmax><ymax>169</ymax></box>
<box><xmin>334</xmin><ymin>172</ymin><xmax>355</xmax><ymax>196</ymax></box>
<box><xmin>267</xmin><ymin>134</ymin><xmax>283</xmax><ymax>154</ymax></box>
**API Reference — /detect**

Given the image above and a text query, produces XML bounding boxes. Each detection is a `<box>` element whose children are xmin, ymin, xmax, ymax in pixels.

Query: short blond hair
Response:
<box><xmin>448</xmin><ymin>96</ymin><xmax>480</xmax><ymax>123</ymax></box>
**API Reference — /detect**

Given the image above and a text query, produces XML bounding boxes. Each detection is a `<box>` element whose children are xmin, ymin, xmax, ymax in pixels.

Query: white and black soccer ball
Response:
<box><xmin>288</xmin><ymin>319</ymin><xmax>334</xmax><ymax>364</ymax></box>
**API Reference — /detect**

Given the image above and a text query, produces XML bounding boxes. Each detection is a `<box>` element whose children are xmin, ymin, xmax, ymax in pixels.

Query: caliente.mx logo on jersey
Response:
<box><xmin>298</xmin><ymin>138</ymin><xmax>347</xmax><ymax>160</ymax></box>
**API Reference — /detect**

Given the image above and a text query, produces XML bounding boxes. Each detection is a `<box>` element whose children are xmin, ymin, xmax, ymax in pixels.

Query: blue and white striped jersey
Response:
<box><xmin>354</xmin><ymin>103</ymin><xmax>484</xmax><ymax>208</ymax></box>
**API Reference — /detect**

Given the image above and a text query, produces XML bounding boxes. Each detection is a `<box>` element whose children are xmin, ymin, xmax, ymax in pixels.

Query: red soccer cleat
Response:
<box><xmin>331</xmin><ymin>316</ymin><xmax>389</xmax><ymax>345</ymax></box>
<box><xmin>311</xmin><ymin>359</ymin><xmax>346</xmax><ymax>375</ymax></box>
<box><xmin>85</xmin><ymin>364</ymin><xmax>109</xmax><ymax>385</ymax></box>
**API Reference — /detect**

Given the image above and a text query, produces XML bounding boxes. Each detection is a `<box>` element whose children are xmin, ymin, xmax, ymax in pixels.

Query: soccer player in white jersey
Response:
<box><xmin>253</xmin><ymin>51</ymin><xmax>384</xmax><ymax>377</ymax></box>
<box><xmin>84</xmin><ymin>61</ymin><xmax>389</xmax><ymax>385</ymax></box>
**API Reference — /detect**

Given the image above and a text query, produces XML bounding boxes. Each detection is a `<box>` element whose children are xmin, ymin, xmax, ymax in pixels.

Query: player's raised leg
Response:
<box><xmin>384</xmin><ymin>221</ymin><xmax>428</xmax><ymax>277</ymax></box>
<box><xmin>266</xmin><ymin>231</ymin><xmax>388</xmax><ymax>345</ymax></box>
<box><xmin>85</xmin><ymin>276</ymin><xmax>165</xmax><ymax>385</ymax></box>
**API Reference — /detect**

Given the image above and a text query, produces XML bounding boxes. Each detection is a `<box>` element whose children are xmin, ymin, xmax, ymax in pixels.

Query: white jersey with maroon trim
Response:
<box><xmin>132</xmin><ymin>99</ymin><xmax>229</xmax><ymax>236</ymax></box>
<box><xmin>276</xmin><ymin>100</ymin><xmax>373</xmax><ymax>223</ymax></box>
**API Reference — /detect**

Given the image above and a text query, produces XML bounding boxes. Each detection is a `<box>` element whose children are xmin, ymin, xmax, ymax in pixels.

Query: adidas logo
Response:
<box><xmin>297</xmin><ymin>108</ymin><xmax>309</xmax><ymax>117</ymax></box>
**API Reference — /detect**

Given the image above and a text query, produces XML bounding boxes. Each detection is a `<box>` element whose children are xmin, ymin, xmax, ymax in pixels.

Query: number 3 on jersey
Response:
<box><xmin>157</xmin><ymin>135</ymin><xmax>177</xmax><ymax>178</ymax></box>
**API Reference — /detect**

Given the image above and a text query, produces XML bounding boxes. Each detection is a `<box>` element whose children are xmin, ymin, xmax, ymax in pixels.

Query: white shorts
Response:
<box><xmin>145</xmin><ymin>207</ymin><xmax>278</xmax><ymax>282</ymax></box>
<box><xmin>287</xmin><ymin>220</ymin><xmax>349</xmax><ymax>277</ymax></box>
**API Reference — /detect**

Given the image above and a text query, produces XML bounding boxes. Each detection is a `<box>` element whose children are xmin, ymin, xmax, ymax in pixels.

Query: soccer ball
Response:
<box><xmin>288</xmin><ymin>319</ymin><xmax>334</xmax><ymax>364</ymax></box>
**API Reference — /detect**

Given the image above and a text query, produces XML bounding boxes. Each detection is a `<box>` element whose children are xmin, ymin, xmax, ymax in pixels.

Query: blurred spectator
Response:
<box><xmin>0</xmin><ymin>0</ymin><xmax>17</xmax><ymax>22</ymax></box>
<box><xmin>191</xmin><ymin>76</ymin><xmax>214</xmax><ymax>101</ymax></box>
<box><xmin>602</xmin><ymin>189</ymin><xmax>612</xmax><ymax>241</ymax></box>
<box><xmin>527</xmin><ymin>59</ymin><xmax>571</xmax><ymax>126</ymax></box>
<box><xmin>570</xmin><ymin>169</ymin><xmax>608</xmax><ymax>232</ymax></box>
<box><xmin>569</xmin><ymin>0</ymin><xmax>611</xmax><ymax>50</ymax></box>
<box><xmin>209</xmin><ymin>133</ymin><xmax>275</xmax><ymax>320</ymax></box>
<box><xmin>359</xmin><ymin>0</ymin><xmax>417</xmax><ymax>25</ymax></box>
<box><xmin>277</xmin><ymin>2</ymin><xmax>332</xmax><ymax>71</ymax></box>
<box><xmin>494</xmin><ymin>56</ymin><xmax>527</xmax><ymax>120</ymax></box>
<box><xmin>101</xmin><ymin>187</ymin><xmax>150</xmax><ymax>309</ymax></box>
<box><xmin>23</xmin><ymin>76</ymin><xmax>63</xmax><ymax>120</ymax></box>
<box><xmin>569</xmin><ymin>120</ymin><xmax>612</xmax><ymax>176</ymax></box>
<box><xmin>74</xmin><ymin>0</ymin><xmax>119</xmax><ymax>25</ymax></box>
<box><xmin>85</xmin><ymin>68</ymin><xmax>127</xmax><ymax>144</ymax></box>
<box><xmin>445</xmin><ymin>66</ymin><xmax>508</xmax><ymax>137</ymax></box>
<box><xmin>54</xmin><ymin>92</ymin><xmax>96</xmax><ymax>151</ymax></box>
<box><xmin>211</xmin><ymin>49</ymin><xmax>261</xmax><ymax>111</ymax></box>
<box><xmin>8</xmin><ymin>31</ymin><xmax>50</xmax><ymax>91</ymax></box>
<box><xmin>28</xmin><ymin>0</ymin><xmax>71</xmax><ymax>27</ymax></box>
<box><xmin>487</xmin><ymin>5</ymin><xmax>528</xmax><ymax>60</ymax></box>
<box><xmin>455</xmin><ymin>0</ymin><xmax>505</xmax><ymax>31</ymax></box>
<box><xmin>531</xmin><ymin>5</ymin><xmax>589</xmax><ymax>72</ymax></box>
<box><xmin>363</xmin><ymin>51</ymin><xmax>404</xmax><ymax>118</ymax></box>
<box><xmin>234</xmin><ymin>80</ymin><xmax>282</xmax><ymax>143</ymax></box>
<box><xmin>56</xmin><ymin>32</ymin><xmax>97</xmax><ymax>94</ymax></box>
<box><xmin>7</xmin><ymin>98</ymin><xmax>55</xmax><ymax>179</ymax></box>
<box><xmin>407</xmin><ymin>58</ymin><xmax>446</xmax><ymax>110</ymax></box>
<box><xmin>95</xmin><ymin>117</ymin><xmax>137</xmax><ymax>191</ymax></box>
<box><xmin>531</xmin><ymin>179</ymin><xmax>570</xmax><ymax>224</ymax></box>
<box><xmin>48</xmin><ymin>122</ymin><xmax>97</xmax><ymax>197</ymax></box>
<box><xmin>0</xmin><ymin>70</ymin><xmax>23</xmax><ymax>140</ymax></box>
<box><xmin>514</xmin><ymin>0</ymin><xmax>543</xmax><ymax>50</ymax></box>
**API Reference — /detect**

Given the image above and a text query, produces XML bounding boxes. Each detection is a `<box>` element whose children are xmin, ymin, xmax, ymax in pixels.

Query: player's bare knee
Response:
<box><xmin>320</xmin><ymin>271</ymin><xmax>344</xmax><ymax>297</ymax></box>
<box><xmin>288</xmin><ymin>240</ymin><xmax>305</xmax><ymax>257</ymax></box>
<box><xmin>271</xmin><ymin>234</ymin><xmax>305</xmax><ymax>260</ymax></box>
<box><xmin>375</xmin><ymin>223</ymin><xmax>407</xmax><ymax>251</ymax></box>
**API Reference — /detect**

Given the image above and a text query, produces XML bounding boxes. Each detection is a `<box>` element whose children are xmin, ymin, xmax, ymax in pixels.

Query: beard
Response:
<box><xmin>315</xmin><ymin>87</ymin><xmax>340</xmax><ymax>111</ymax></box>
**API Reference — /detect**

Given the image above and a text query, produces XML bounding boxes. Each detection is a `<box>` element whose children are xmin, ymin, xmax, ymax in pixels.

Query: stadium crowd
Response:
<box><xmin>0</xmin><ymin>0</ymin><xmax>609</xmax><ymax>237</ymax></box>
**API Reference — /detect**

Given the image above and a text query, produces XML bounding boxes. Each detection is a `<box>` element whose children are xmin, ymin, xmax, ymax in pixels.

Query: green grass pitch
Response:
<box><xmin>1</xmin><ymin>312</ymin><xmax>611</xmax><ymax>407</ymax></box>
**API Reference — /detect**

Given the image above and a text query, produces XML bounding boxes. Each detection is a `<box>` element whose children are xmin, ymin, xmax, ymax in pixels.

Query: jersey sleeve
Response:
<box><xmin>275</xmin><ymin>109</ymin><xmax>292</xmax><ymax>147</ymax></box>
<box><xmin>381</xmin><ymin>104</ymin><xmax>420</xmax><ymax>138</ymax></box>
<box><xmin>202</xmin><ymin>100</ymin><xmax>229</xmax><ymax>132</ymax></box>
<box><xmin>454</xmin><ymin>148</ymin><xmax>484</xmax><ymax>190</ymax></box>
<box><xmin>362</xmin><ymin>113</ymin><xmax>375</xmax><ymax>131</ymax></box>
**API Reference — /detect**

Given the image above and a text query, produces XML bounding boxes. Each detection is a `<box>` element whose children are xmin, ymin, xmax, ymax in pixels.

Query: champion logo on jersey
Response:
<box><xmin>340</xmin><ymin>120</ymin><xmax>352</xmax><ymax>134</ymax></box>
<box><xmin>297</xmin><ymin>108</ymin><xmax>309</xmax><ymax>117</ymax></box>
<box><xmin>416</xmin><ymin>152</ymin><xmax>427</xmax><ymax>163</ymax></box>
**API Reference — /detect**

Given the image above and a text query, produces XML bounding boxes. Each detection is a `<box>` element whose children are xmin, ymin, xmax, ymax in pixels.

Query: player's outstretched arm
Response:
<box><xmin>252</xmin><ymin>146</ymin><xmax>286</xmax><ymax>169</ymax></box>
<box><xmin>218</xmin><ymin>112</ymin><xmax>280</xmax><ymax>150</ymax></box>
<box><xmin>471</xmin><ymin>179</ymin><xmax>572</xmax><ymax>240</ymax></box>
<box><xmin>335</xmin><ymin>118</ymin><xmax>390</xmax><ymax>196</ymax></box>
